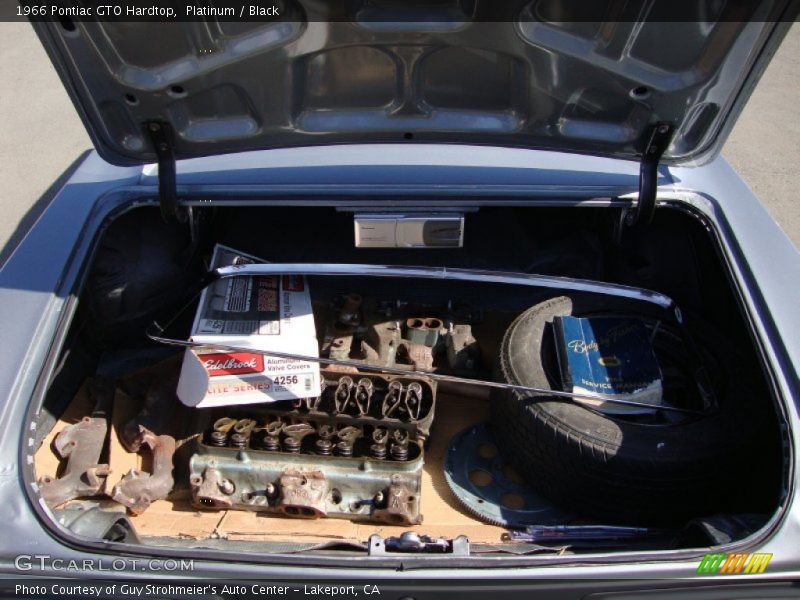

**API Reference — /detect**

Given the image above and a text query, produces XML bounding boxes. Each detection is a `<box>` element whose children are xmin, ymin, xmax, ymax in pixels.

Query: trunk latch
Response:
<box><xmin>626</xmin><ymin>122</ymin><xmax>674</xmax><ymax>228</ymax></box>
<box><xmin>368</xmin><ymin>532</ymin><xmax>470</xmax><ymax>556</ymax></box>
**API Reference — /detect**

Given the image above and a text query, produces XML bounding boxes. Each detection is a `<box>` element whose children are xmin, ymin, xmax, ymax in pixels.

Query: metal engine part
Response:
<box><xmin>190</xmin><ymin>429</ymin><xmax>423</xmax><ymax>525</ymax></box>
<box><xmin>189</xmin><ymin>372</ymin><xmax>433</xmax><ymax>525</ymax></box>
<box><xmin>289</xmin><ymin>369</ymin><xmax>436</xmax><ymax>439</ymax></box>
<box><xmin>443</xmin><ymin>423</ymin><xmax>570</xmax><ymax>527</ymax></box>
<box><xmin>111</xmin><ymin>427</ymin><xmax>176</xmax><ymax>515</ymax></box>
<box><xmin>321</xmin><ymin>294</ymin><xmax>481</xmax><ymax>376</ymax></box>
<box><xmin>111</xmin><ymin>368</ymin><xmax>178</xmax><ymax>515</ymax></box>
<box><xmin>38</xmin><ymin>416</ymin><xmax>111</xmax><ymax>507</ymax></box>
<box><xmin>38</xmin><ymin>379</ymin><xmax>114</xmax><ymax>507</ymax></box>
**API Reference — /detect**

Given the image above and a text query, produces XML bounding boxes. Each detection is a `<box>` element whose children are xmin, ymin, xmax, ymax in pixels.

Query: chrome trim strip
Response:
<box><xmin>213</xmin><ymin>263</ymin><xmax>677</xmax><ymax>311</ymax></box>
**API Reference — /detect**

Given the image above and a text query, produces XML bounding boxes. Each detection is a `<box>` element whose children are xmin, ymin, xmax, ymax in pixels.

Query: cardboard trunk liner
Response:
<box><xmin>35</xmin><ymin>381</ymin><xmax>507</xmax><ymax>544</ymax></box>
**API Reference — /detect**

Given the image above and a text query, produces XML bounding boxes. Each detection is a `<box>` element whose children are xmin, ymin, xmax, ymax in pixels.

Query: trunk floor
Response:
<box><xmin>36</xmin><ymin>382</ymin><xmax>508</xmax><ymax>544</ymax></box>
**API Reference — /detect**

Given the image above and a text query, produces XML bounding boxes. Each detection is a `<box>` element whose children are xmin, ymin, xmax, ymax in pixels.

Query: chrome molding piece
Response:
<box><xmin>212</xmin><ymin>263</ymin><xmax>679</xmax><ymax>312</ymax></box>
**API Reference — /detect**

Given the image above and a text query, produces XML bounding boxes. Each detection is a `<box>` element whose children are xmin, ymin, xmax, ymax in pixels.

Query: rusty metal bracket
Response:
<box><xmin>38</xmin><ymin>416</ymin><xmax>111</xmax><ymax>507</ymax></box>
<box><xmin>111</xmin><ymin>427</ymin><xmax>176</xmax><ymax>515</ymax></box>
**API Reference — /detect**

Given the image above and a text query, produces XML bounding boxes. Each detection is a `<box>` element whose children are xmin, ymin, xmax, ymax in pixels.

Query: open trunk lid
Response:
<box><xmin>29</xmin><ymin>0</ymin><xmax>797</xmax><ymax>167</ymax></box>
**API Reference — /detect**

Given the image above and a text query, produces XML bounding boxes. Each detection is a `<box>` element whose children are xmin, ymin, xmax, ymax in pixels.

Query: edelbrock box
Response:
<box><xmin>177</xmin><ymin>244</ymin><xmax>321</xmax><ymax>408</ymax></box>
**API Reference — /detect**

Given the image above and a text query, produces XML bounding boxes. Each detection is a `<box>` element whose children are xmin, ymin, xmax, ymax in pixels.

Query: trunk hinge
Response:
<box><xmin>625</xmin><ymin>121</ymin><xmax>674</xmax><ymax>228</ymax></box>
<box><xmin>145</xmin><ymin>120</ymin><xmax>185</xmax><ymax>223</ymax></box>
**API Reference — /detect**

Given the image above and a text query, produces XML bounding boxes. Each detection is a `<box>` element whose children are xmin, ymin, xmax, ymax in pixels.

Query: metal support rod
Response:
<box><xmin>626</xmin><ymin>121</ymin><xmax>674</xmax><ymax>228</ymax></box>
<box><xmin>145</xmin><ymin>120</ymin><xmax>183</xmax><ymax>223</ymax></box>
<box><xmin>147</xmin><ymin>327</ymin><xmax>700</xmax><ymax>416</ymax></box>
<box><xmin>148</xmin><ymin>263</ymin><xmax>697</xmax><ymax>415</ymax></box>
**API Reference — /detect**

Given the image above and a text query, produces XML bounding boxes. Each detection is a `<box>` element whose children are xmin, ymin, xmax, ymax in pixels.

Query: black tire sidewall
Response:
<box><xmin>491</xmin><ymin>296</ymin><xmax>754</xmax><ymax>521</ymax></box>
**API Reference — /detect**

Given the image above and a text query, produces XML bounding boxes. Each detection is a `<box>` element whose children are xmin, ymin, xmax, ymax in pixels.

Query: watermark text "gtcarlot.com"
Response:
<box><xmin>14</xmin><ymin>555</ymin><xmax>193</xmax><ymax>572</ymax></box>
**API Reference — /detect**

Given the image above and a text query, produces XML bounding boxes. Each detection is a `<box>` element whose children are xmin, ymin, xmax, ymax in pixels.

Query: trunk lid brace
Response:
<box><xmin>145</xmin><ymin>120</ymin><xmax>184</xmax><ymax>223</ymax></box>
<box><xmin>626</xmin><ymin>122</ymin><xmax>675</xmax><ymax>228</ymax></box>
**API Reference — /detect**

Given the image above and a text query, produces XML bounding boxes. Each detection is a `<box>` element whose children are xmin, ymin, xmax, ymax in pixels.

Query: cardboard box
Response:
<box><xmin>177</xmin><ymin>245</ymin><xmax>320</xmax><ymax>408</ymax></box>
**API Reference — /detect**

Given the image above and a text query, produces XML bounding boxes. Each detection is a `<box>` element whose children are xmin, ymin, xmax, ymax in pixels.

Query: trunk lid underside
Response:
<box><xmin>32</xmin><ymin>1</ymin><xmax>795</xmax><ymax>167</ymax></box>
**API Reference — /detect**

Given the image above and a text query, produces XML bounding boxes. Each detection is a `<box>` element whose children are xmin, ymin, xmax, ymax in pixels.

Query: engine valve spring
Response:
<box><xmin>262</xmin><ymin>436</ymin><xmax>280</xmax><ymax>452</ymax></box>
<box><xmin>229</xmin><ymin>432</ymin><xmax>247</xmax><ymax>449</ymax></box>
<box><xmin>283</xmin><ymin>437</ymin><xmax>302</xmax><ymax>453</ymax></box>
<box><xmin>390</xmin><ymin>443</ymin><xmax>409</xmax><ymax>461</ymax></box>
<box><xmin>335</xmin><ymin>441</ymin><xmax>354</xmax><ymax>457</ymax></box>
<box><xmin>369</xmin><ymin>427</ymin><xmax>389</xmax><ymax>459</ymax></box>
<box><xmin>208</xmin><ymin>430</ymin><xmax>228</xmax><ymax>447</ymax></box>
<box><xmin>315</xmin><ymin>438</ymin><xmax>333</xmax><ymax>456</ymax></box>
<box><xmin>370</xmin><ymin>443</ymin><xmax>387</xmax><ymax>460</ymax></box>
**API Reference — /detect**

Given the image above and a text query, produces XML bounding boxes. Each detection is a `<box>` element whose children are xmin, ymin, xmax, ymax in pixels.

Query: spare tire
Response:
<box><xmin>490</xmin><ymin>295</ymin><xmax>756</xmax><ymax>524</ymax></box>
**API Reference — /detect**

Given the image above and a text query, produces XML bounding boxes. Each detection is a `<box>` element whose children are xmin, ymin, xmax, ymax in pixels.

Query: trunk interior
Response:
<box><xmin>30</xmin><ymin>203</ymin><xmax>786</xmax><ymax>558</ymax></box>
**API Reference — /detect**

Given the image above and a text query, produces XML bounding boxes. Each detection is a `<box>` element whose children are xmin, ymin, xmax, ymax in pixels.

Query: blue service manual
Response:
<box><xmin>553</xmin><ymin>316</ymin><xmax>663</xmax><ymax>412</ymax></box>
